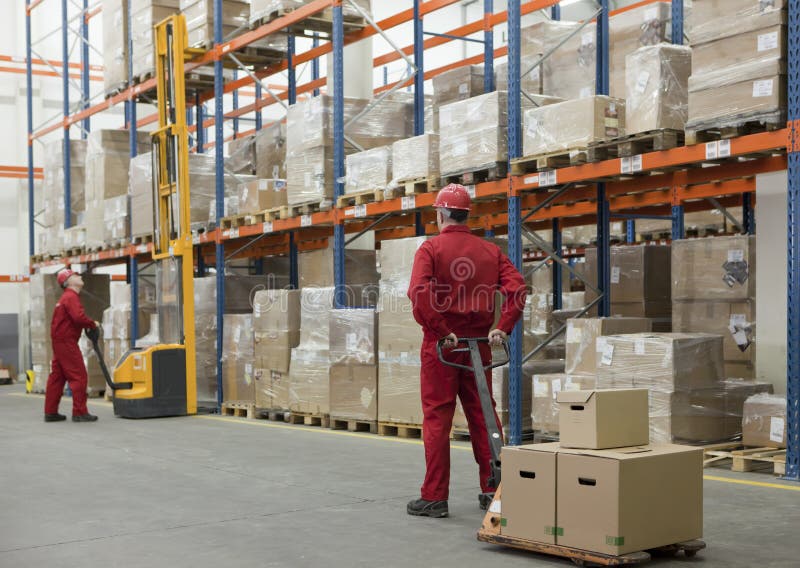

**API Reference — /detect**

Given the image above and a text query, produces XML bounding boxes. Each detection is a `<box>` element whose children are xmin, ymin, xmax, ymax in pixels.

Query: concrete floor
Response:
<box><xmin>1</xmin><ymin>384</ymin><xmax>799</xmax><ymax>568</ymax></box>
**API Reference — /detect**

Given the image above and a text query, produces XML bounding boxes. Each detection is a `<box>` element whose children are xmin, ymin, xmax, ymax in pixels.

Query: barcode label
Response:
<box><xmin>401</xmin><ymin>195</ymin><xmax>416</xmax><ymax>210</ymax></box>
<box><xmin>354</xmin><ymin>204</ymin><xmax>367</xmax><ymax>218</ymax></box>
<box><xmin>262</xmin><ymin>221</ymin><xmax>273</xmax><ymax>234</ymax></box>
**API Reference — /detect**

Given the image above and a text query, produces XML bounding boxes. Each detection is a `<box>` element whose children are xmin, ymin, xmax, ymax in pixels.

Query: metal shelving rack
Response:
<box><xmin>22</xmin><ymin>0</ymin><xmax>798</xmax><ymax>480</ymax></box>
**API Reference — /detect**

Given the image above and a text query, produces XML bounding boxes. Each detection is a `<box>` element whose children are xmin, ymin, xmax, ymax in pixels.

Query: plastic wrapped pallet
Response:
<box><xmin>378</xmin><ymin>353</ymin><xmax>423</xmax><ymax>424</ymax></box>
<box><xmin>565</xmin><ymin>317</ymin><xmax>653</xmax><ymax>376</ymax></box>
<box><xmin>625</xmin><ymin>44</ymin><xmax>691</xmax><ymax>135</ymax></box>
<box><xmin>391</xmin><ymin>134</ymin><xmax>439</xmax><ymax>183</ymax></box>
<box><xmin>672</xmin><ymin>235</ymin><xmax>756</xmax><ymax>300</ymax></box>
<box><xmin>329</xmin><ymin>309</ymin><xmax>377</xmax><ymax>366</ymax></box>
<box><xmin>254</xmin><ymin>121</ymin><xmax>287</xmax><ymax>179</ymax></box>
<box><xmin>345</xmin><ymin>146</ymin><xmax>392</xmax><ymax>194</ymax></box>
<box><xmin>102</xmin><ymin>196</ymin><xmax>129</xmax><ymax>243</ymax></box>
<box><xmin>227</xmin><ymin>134</ymin><xmax>257</xmax><ymax>175</ymax></box>
<box><xmin>253</xmin><ymin>288</ymin><xmax>301</xmax><ymax>373</ymax></box>
<box><xmin>523</xmin><ymin>96</ymin><xmax>625</xmax><ymax>157</ymax></box>
<box><xmin>288</xmin><ymin>287</ymin><xmax>333</xmax><ymax>415</ymax></box>
<box><xmin>102</xmin><ymin>0</ymin><xmax>129</xmax><ymax>94</ymax></box>
<box><xmin>131</xmin><ymin>1</ymin><xmax>181</xmax><ymax>80</ymax></box>
<box><xmin>688</xmin><ymin>0</ymin><xmax>786</xmax><ymax>33</ymax></box>
<box><xmin>330</xmin><ymin>364</ymin><xmax>378</xmax><ymax>422</ymax></box>
<box><xmin>743</xmin><ymin>393</ymin><xmax>786</xmax><ymax>448</ymax></box>
<box><xmin>494</xmin><ymin>58</ymin><xmax>543</xmax><ymax>95</ymax></box>
<box><xmin>298</xmin><ymin>244</ymin><xmax>379</xmax><ymax>290</ymax></box>
<box><xmin>180</xmin><ymin>0</ymin><xmax>287</xmax><ymax>50</ymax></box>
<box><xmin>221</xmin><ymin>314</ymin><xmax>255</xmax><ymax>403</ymax></box>
<box><xmin>249</xmin><ymin>0</ymin><xmax>370</xmax><ymax>26</ymax></box>
<box><xmin>286</xmin><ymin>95</ymin><xmax>412</xmax><ymax>206</ymax></box>
<box><xmin>43</xmin><ymin>139</ymin><xmax>87</xmax><ymax>230</ymax></box>
<box><xmin>238</xmin><ymin>179</ymin><xmax>287</xmax><ymax>216</ymax></box>
<box><xmin>432</xmin><ymin>65</ymin><xmax>485</xmax><ymax>107</ymax></box>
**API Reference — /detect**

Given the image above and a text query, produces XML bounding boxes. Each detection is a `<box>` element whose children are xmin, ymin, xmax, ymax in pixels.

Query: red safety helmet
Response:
<box><xmin>57</xmin><ymin>269</ymin><xmax>75</xmax><ymax>288</ymax></box>
<box><xmin>434</xmin><ymin>183</ymin><xmax>472</xmax><ymax>211</ymax></box>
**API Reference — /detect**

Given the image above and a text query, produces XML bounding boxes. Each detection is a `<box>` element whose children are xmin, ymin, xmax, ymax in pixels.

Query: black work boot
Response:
<box><xmin>479</xmin><ymin>492</ymin><xmax>495</xmax><ymax>511</ymax></box>
<box><xmin>407</xmin><ymin>499</ymin><xmax>448</xmax><ymax>518</ymax></box>
<box><xmin>44</xmin><ymin>413</ymin><xmax>67</xmax><ymax>422</ymax></box>
<box><xmin>72</xmin><ymin>413</ymin><xmax>98</xmax><ymax>422</ymax></box>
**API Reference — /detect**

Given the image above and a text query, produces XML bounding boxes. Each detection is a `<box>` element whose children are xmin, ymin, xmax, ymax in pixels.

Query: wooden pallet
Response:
<box><xmin>336</xmin><ymin>188</ymin><xmax>385</xmax><ymax>208</ymax></box>
<box><xmin>378</xmin><ymin>421</ymin><xmax>422</xmax><ymax>438</ymax></box>
<box><xmin>686</xmin><ymin>114</ymin><xmax>785</xmax><ymax>146</ymax></box>
<box><xmin>220</xmin><ymin>214</ymin><xmax>249</xmax><ymax>229</ymax></box>
<box><xmin>221</xmin><ymin>401</ymin><xmax>256</xmax><ymax>419</ymax></box>
<box><xmin>254</xmin><ymin>408</ymin><xmax>290</xmax><ymax>422</ymax></box>
<box><xmin>330</xmin><ymin>417</ymin><xmax>378</xmax><ymax>434</ymax></box>
<box><xmin>62</xmin><ymin>247</ymin><xmax>86</xmax><ymax>258</ymax></box>
<box><xmin>478</xmin><ymin>487</ymin><xmax>705</xmax><ymax>565</ymax></box>
<box><xmin>442</xmin><ymin>163</ymin><xmax>508</xmax><ymax>186</ymax></box>
<box><xmin>510</xmin><ymin>149</ymin><xmax>589</xmax><ymax>175</ymax></box>
<box><xmin>104</xmin><ymin>81</ymin><xmax>128</xmax><ymax>100</ymax></box>
<box><xmin>703</xmin><ymin>442</ymin><xmax>786</xmax><ymax>474</ymax></box>
<box><xmin>385</xmin><ymin>176</ymin><xmax>440</xmax><ymax>199</ymax></box>
<box><xmin>587</xmin><ymin>129</ymin><xmax>684</xmax><ymax>161</ymax></box>
<box><xmin>251</xmin><ymin>7</ymin><xmax>366</xmax><ymax>36</ymax></box>
<box><xmin>280</xmin><ymin>200</ymin><xmax>332</xmax><ymax>220</ymax></box>
<box><xmin>132</xmin><ymin>234</ymin><xmax>154</xmax><ymax>246</ymax></box>
<box><xmin>287</xmin><ymin>411</ymin><xmax>330</xmax><ymax>427</ymax></box>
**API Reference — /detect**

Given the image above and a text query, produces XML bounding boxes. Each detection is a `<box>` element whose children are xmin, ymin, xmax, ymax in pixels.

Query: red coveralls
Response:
<box><xmin>408</xmin><ymin>225</ymin><xmax>527</xmax><ymax>501</ymax></box>
<box><xmin>44</xmin><ymin>288</ymin><xmax>96</xmax><ymax>416</ymax></box>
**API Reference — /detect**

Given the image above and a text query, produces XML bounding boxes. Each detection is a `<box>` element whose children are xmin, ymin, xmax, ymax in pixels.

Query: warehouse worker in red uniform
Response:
<box><xmin>44</xmin><ymin>269</ymin><xmax>99</xmax><ymax>423</ymax></box>
<box><xmin>406</xmin><ymin>184</ymin><xmax>527</xmax><ymax>518</ymax></box>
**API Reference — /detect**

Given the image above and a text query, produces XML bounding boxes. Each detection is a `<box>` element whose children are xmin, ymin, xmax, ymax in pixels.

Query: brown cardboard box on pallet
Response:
<box><xmin>533</xmin><ymin>373</ymin><xmax>594</xmax><ymax>435</ymax></box>
<box><xmin>743</xmin><ymin>393</ymin><xmax>787</xmax><ymax>448</ymax></box>
<box><xmin>221</xmin><ymin>314</ymin><xmax>255</xmax><ymax>403</ymax></box>
<box><xmin>298</xmin><ymin>246</ymin><xmax>379</xmax><ymax>289</ymax></box>
<box><xmin>557</xmin><ymin>389</ymin><xmax>650</xmax><ymax>449</ymax></box>
<box><xmin>689</xmin><ymin>0</ymin><xmax>786</xmax><ymax>32</ymax></box>
<box><xmin>432</xmin><ymin>64</ymin><xmax>484</xmax><ymax>107</ymax></box>
<box><xmin>392</xmin><ymin>134</ymin><xmax>440</xmax><ymax>182</ymax></box>
<box><xmin>565</xmin><ymin>317</ymin><xmax>652</xmax><ymax>375</ymax></box>
<box><xmin>329</xmin><ymin>365</ymin><xmax>378</xmax><ymax>422</ymax></box>
<box><xmin>238</xmin><ymin>179</ymin><xmax>287</xmax><ymax>215</ymax></box>
<box><xmin>255</xmin><ymin>368</ymin><xmax>290</xmax><ymax>411</ymax></box>
<box><xmin>253</xmin><ymin>289</ymin><xmax>301</xmax><ymax>332</ymax></box>
<box><xmin>672</xmin><ymin>235</ymin><xmax>756</xmax><ymax>301</ymax></box>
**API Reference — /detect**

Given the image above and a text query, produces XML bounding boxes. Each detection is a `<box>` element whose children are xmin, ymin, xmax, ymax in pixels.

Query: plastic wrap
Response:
<box><xmin>329</xmin><ymin>308</ymin><xmax>377</xmax><ymax>365</ymax></box>
<box><xmin>180</xmin><ymin>0</ymin><xmax>287</xmax><ymax>50</ymax></box>
<box><xmin>391</xmin><ymin>134</ymin><xmax>439</xmax><ymax>183</ymax></box>
<box><xmin>532</xmin><ymin>372</ymin><xmax>596</xmax><ymax>434</ymax></box>
<box><xmin>672</xmin><ymin>235</ymin><xmax>756</xmax><ymax>300</ymax></box>
<box><xmin>298</xmin><ymin>245</ymin><xmax>378</xmax><ymax>289</ymax></box>
<box><xmin>227</xmin><ymin>134</ymin><xmax>257</xmax><ymax>175</ymax></box>
<box><xmin>528</xmin><ymin>19</ymin><xmax>596</xmax><ymax>100</ymax></box>
<box><xmin>329</xmin><ymin>364</ymin><xmax>377</xmax><ymax>421</ymax></box>
<box><xmin>43</xmin><ymin>139</ymin><xmax>87</xmax><ymax>236</ymax></box>
<box><xmin>254</xmin><ymin>368</ymin><xmax>290</xmax><ymax>410</ymax></box>
<box><xmin>431</xmin><ymin>64</ymin><xmax>485</xmax><ymax>107</ymax></box>
<box><xmin>254</xmin><ymin>121</ymin><xmax>287</xmax><ymax>179</ymax></box>
<box><xmin>129</xmin><ymin>152</ymin><xmax>154</xmax><ymax>238</ymax></box>
<box><xmin>288</xmin><ymin>348</ymin><xmax>331</xmax><ymax>414</ymax></box>
<box><xmin>378</xmin><ymin>236</ymin><xmax>428</xmax><ymax>290</ymax></box>
<box><xmin>101</xmin><ymin>196</ymin><xmax>128</xmax><ymax>243</ymax></box>
<box><xmin>565</xmin><ymin>317</ymin><xmax>653</xmax><ymax>376</ymax></box>
<box><xmin>625</xmin><ymin>44</ymin><xmax>691</xmax><ymax>135</ymax></box>
<box><xmin>62</xmin><ymin>227</ymin><xmax>86</xmax><ymax>250</ymax></box>
<box><xmin>523</xmin><ymin>96</ymin><xmax>625</xmax><ymax>157</ymax></box>
<box><xmin>253</xmin><ymin>288</ymin><xmax>301</xmax><ymax>374</ymax></box>
<box><xmin>345</xmin><ymin>146</ymin><xmax>392</xmax><ymax>194</ymax></box>
<box><xmin>131</xmin><ymin>1</ymin><xmax>181</xmax><ymax>79</ymax></box>
<box><xmin>378</xmin><ymin>354</ymin><xmax>423</xmax><ymax>424</ymax></box>
<box><xmin>494</xmin><ymin>58</ymin><xmax>543</xmax><ymax>95</ymax></box>
<box><xmin>249</xmin><ymin>0</ymin><xmax>370</xmax><ymax>25</ymax></box>
<box><xmin>286</xmin><ymin>95</ymin><xmax>412</xmax><ymax>206</ymax></box>
<box><xmin>102</xmin><ymin>0</ymin><xmax>128</xmax><ymax>93</ymax></box>
<box><xmin>691</xmin><ymin>0</ymin><xmax>787</xmax><ymax>48</ymax></box>
<box><xmin>221</xmin><ymin>314</ymin><xmax>255</xmax><ymax>403</ymax></box>
<box><xmin>743</xmin><ymin>392</ymin><xmax>786</xmax><ymax>448</ymax></box>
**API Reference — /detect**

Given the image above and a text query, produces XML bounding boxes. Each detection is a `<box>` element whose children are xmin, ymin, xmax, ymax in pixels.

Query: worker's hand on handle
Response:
<box><xmin>94</xmin><ymin>321</ymin><xmax>100</xmax><ymax>329</ymax></box>
<box><xmin>441</xmin><ymin>332</ymin><xmax>458</xmax><ymax>349</ymax></box>
<box><xmin>488</xmin><ymin>329</ymin><xmax>507</xmax><ymax>347</ymax></box>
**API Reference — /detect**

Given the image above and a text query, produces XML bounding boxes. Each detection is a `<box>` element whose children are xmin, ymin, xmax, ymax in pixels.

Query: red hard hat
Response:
<box><xmin>434</xmin><ymin>183</ymin><xmax>471</xmax><ymax>211</ymax></box>
<box><xmin>57</xmin><ymin>269</ymin><xmax>75</xmax><ymax>288</ymax></box>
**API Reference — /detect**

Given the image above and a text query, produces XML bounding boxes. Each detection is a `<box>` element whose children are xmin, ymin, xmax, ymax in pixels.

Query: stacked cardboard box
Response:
<box><xmin>237</xmin><ymin>179</ymin><xmax>288</xmax><ymax>217</ymax></box>
<box><xmin>297</xmin><ymin>244</ymin><xmax>379</xmax><ymax>307</ymax></box>
<box><xmin>345</xmin><ymin>146</ymin><xmax>393</xmax><ymax>194</ymax></box>
<box><xmin>329</xmin><ymin>309</ymin><xmax>378</xmax><ymax>422</ymax></box>
<box><xmin>625</xmin><ymin>44</ymin><xmax>691</xmax><ymax>135</ymax></box>
<box><xmin>743</xmin><ymin>393</ymin><xmax>787</xmax><ymax>448</ymax></box>
<box><xmin>227</xmin><ymin>121</ymin><xmax>286</xmax><ymax>179</ymax></box>
<box><xmin>180</xmin><ymin>0</ymin><xmax>288</xmax><ymax>50</ymax></box>
<box><xmin>253</xmin><ymin>288</ymin><xmax>301</xmax><ymax>410</ymax></box>
<box><xmin>687</xmin><ymin>0</ymin><xmax>787</xmax><ymax>131</ymax></box>
<box><xmin>523</xmin><ymin>96</ymin><xmax>625</xmax><ymax>157</ymax></box>
<box><xmin>524</xmin><ymin>291</ymin><xmax>585</xmax><ymax>359</ymax></box>
<box><xmin>101</xmin><ymin>282</ymin><xmax>155</xmax><ymax>372</ymax></box>
<box><xmin>584</xmin><ymin>245</ymin><xmax>672</xmax><ymax>329</ymax></box>
<box><xmin>432</xmin><ymin>65</ymin><xmax>485</xmax><ymax>107</ymax></box>
<box><xmin>102</xmin><ymin>0</ymin><xmax>129</xmax><ymax>94</ymax></box>
<box><xmin>131</xmin><ymin>1</ymin><xmax>181</xmax><ymax>80</ymax></box>
<box><xmin>391</xmin><ymin>134</ymin><xmax>439</xmax><ymax>183</ymax></box>
<box><xmin>494</xmin><ymin>59</ymin><xmax>543</xmax><ymax>95</ymax></box>
<box><xmin>221</xmin><ymin>314</ymin><xmax>255</xmax><ymax>403</ymax></box>
<box><xmin>40</xmin><ymin>139</ymin><xmax>87</xmax><ymax>255</ymax></box>
<box><xmin>289</xmin><ymin>288</ymin><xmax>333</xmax><ymax>415</ymax></box>
<box><xmin>672</xmin><ymin>236</ymin><xmax>756</xmax><ymax>378</ymax></box>
<box><xmin>249</xmin><ymin>0</ymin><xmax>370</xmax><ymax>26</ymax></box>
<box><xmin>286</xmin><ymin>95</ymin><xmax>412</xmax><ymax>206</ymax></box>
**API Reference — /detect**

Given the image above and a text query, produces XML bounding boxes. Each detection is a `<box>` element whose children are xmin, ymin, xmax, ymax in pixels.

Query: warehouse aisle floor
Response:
<box><xmin>1</xmin><ymin>385</ymin><xmax>799</xmax><ymax>568</ymax></box>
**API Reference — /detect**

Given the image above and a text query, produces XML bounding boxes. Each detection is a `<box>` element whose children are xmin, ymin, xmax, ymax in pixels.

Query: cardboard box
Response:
<box><xmin>252</xmin><ymin>289</ymin><xmax>301</xmax><ymax>332</ymax></box>
<box><xmin>585</xmin><ymin>245</ymin><xmax>671</xmax><ymax>305</ymax></box>
<box><xmin>533</xmin><ymin>373</ymin><xmax>596</xmax><ymax>435</ymax></box>
<box><xmin>329</xmin><ymin>364</ymin><xmax>377</xmax><ymax>422</ymax></box>
<box><xmin>255</xmin><ymin>368</ymin><xmax>290</xmax><ymax>410</ymax></box>
<box><xmin>672</xmin><ymin>235</ymin><xmax>756</xmax><ymax>301</ymax></box>
<box><xmin>432</xmin><ymin>64</ymin><xmax>484</xmax><ymax>107</ymax></box>
<box><xmin>565</xmin><ymin>317</ymin><xmax>652</xmax><ymax>375</ymax></box>
<box><xmin>743</xmin><ymin>394</ymin><xmax>787</xmax><ymax>448</ymax></box>
<box><xmin>672</xmin><ymin>300</ymin><xmax>755</xmax><ymax>362</ymax></box>
<box><xmin>689</xmin><ymin>0</ymin><xmax>786</xmax><ymax>32</ymax></box>
<box><xmin>523</xmin><ymin>96</ymin><xmax>625</xmax><ymax>157</ymax></box>
<box><xmin>238</xmin><ymin>179</ymin><xmax>287</xmax><ymax>215</ymax></box>
<box><xmin>345</xmin><ymin>146</ymin><xmax>393</xmax><ymax>193</ymax></box>
<box><xmin>378</xmin><ymin>355</ymin><xmax>422</xmax><ymax>424</ymax></box>
<box><xmin>557</xmin><ymin>389</ymin><xmax>649</xmax><ymax>449</ymax></box>
<box><xmin>223</xmin><ymin>358</ymin><xmax>255</xmax><ymax>402</ymax></box>
<box><xmin>289</xmin><ymin>348</ymin><xmax>330</xmax><ymax>415</ymax></box>
<box><xmin>500</xmin><ymin>443</ymin><xmax>559</xmax><ymax>542</ymax></box>
<box><xmin>392</xmin><ymin>134</ymin><xmax>440</xmax><ymax>183</ymax></box>
<box><xmin>329</xmin><ymin>309</ymin><xmax>377</xmax><ymax>366</ymax></box>
<box><xmin>692</xmin><ymin>18</ymin><xmax>785</xmax><ymax>76</ymax></box>
<box><xmin>253</xmin><ymin>330</ymin><xmax>300</xmax><ymax>373</ymax></box>
<box><xmin>298</xmin><ymin>246</ymin><xmax>379</xmax><ymax>288</ymax></box>
<box><xmin>557</xmin><ymin>444</ymin><xmax>703</xmax><ymax>555</ymax></box>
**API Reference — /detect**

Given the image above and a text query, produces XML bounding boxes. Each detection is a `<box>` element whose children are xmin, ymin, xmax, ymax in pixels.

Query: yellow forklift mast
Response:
<box><xmin>111</xmin><ymin>14</ymin><xmax>197</xmax><ymax>418</ymax></box>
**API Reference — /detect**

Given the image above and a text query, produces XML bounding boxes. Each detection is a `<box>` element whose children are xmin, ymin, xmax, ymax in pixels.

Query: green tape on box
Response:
<box><xmin>545</xmin><ymin>526</ymin><xmax>564</xmax><ymax>536</ymax></box>
<box><xmin>500</xmin><ymin>518</ymin><xmax>507</xmax><ymax>527</ymax></box>
<box><xmin>606</xmin><ymin>536</ymin><xmax>625</xmax><ymax>546</ymax></box>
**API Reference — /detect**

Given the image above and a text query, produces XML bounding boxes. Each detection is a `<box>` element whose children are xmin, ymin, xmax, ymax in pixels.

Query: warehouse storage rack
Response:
<box><xmin>22</xmin><ymin>0</ymin><xmax>799</xmax><ymax>480</ymax></box>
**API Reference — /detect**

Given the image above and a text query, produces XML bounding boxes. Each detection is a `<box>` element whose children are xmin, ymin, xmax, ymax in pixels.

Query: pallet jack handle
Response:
<box><xmin>437</xmin><ymin>337</ymin><xmax>508</xmax><ymax>489</ymax></box>
<box><xmin>85</xmin><ymin>327</ymin><xmax>133</xmax><ymax>391</ymax></box>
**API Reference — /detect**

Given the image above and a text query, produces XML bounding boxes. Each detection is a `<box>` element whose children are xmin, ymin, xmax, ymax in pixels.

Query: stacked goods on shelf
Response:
<box><xmin>520</xmin><ymin>19</ymin><xmax>591</xmax><ymax>100</ymax></box>
<box><xmin>432</xmin><ymin>65</ymin><xmax>485</xmax><ymax>107</ymax></box>
<box><xmin>180</xmin><ymin>0</ymin><xmax>288</xmax><ymax>51</ymax></box>
<box><xmin>129</xmin><ymin>153</ymin><xmax>252</xmax><ymax>238</ymax></box>
<box><xmin>288</xmin><ymin>287</ymin><xmax>333</xmax><ymax>416</ymax></box>
<box><xmin>584</xmin><ymin>245</ymin><xmax>672</xmax><ymax>330</ymax></box>
<box><xmin>635</xmin><ymin>208</ymin><xmax>744</xmax><ymax>240</ymax></box>
<box><xmin>237</xmin><ymin>179</ymin><xmax>288</xmax><ymax>216</ymax></box>
<box><xmin>102</xmin><ymin>0</ymin><xmax>129</xmax><ymax>94</ymax></box>
<box><xmin>131</xmin><ymin>1</ymin><xmax>181</xmax><ymax>80</ymax></box>
<box><xmin>227</xmin><ymin>122</ymin><xmax>287</xmax><ymax>179</ymax></box>
<box><xmin>253</xmin><ymin>288</ymin><xmax>301</xmax><ymax>409</ymax></box>
<box><xmin>743</xmin><ymin>393</ymin><xmax>787</xmax><ymax>448</ymax></box>
<box><xmin>248</xmin><ymin>0</ymin><xmax>370</xmax><ymax>25</ymax></box>
<box><xmin>624</xmin><ymin>44</ymin><xmax>691</xmax><ymax>135</ymax></box>
<box><xmin>345</xmin><ymin>146</ymin><xmax>393</xmax><ymax>195</ymax></box>
<box><xmin>687</xmin><ymin>0</ymin><xmax>787</xmax><ymax>133</ymax></box>
<box><xmin>285</xmin><ymin>95</ymin><xmax>412</xmax><ymax>207</ymax></box>
<box><xmin>84</xmin><ymin>130</ymin><xmax>150</xmax><ymax>249</ymax></box>
<box><xmin>524</xmin><ymin>291</ymin><xmax>585</xmax><ymax>359</ymax></box>
<box><xmin>101</xmin><ymin>282</ymin><xmax>155</xmax><ymax>373</ymax></box>
<box><xmin>329</xmin><ymin>309</ymin><xmax>378</xmax><ymax>423</ymax></box>
<box><xmin>385</xmin><ymin>91</ymin><xmax>438</xmax><ymax>134</ymax></box>
<box><xmin>297</xmin><ymin>243</ymin><xmax>379</xmax><ymax>306</ymax></box>
<box><xmin>391</xmin><ymin>134</ymin><xmax>439</xmax><ymax>184</ymax></box>
<box><xmin>494</xmin><ymin>58</ymin><xmax>543</xmax><ymax>95</ymax></box>
<box><xmin>29</xmin><ymin>274</ymin><xmax>110</xmax><ymax>394</ymax></box>
<box><xmin>221</xmin><ymin>314</ymin><xmax>255</xmax><ymax>403</ymax></box>
<box><xmin>377</xmin><ymin>236</ymin><xmax>427</xmax><ymax>425</ymax></box>
<box><xmin>522</xmin><ymin>96</ymin><xmax>624</xmax><ymax>158</ymax></box>
<box><xmin>672</xmin><ymin>235</ymin><xmax>757</xmax><ymax>378</ymax></box>
<box><xmin>40</xmin><ymin>139</ymin><xmax>87</xmax><ymax>256</ymax></box>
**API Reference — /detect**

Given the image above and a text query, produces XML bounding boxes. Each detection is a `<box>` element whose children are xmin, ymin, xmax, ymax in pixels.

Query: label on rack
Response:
<box><xmin>705</xmin><ymin>141</ymin><xmax>719</xmax><ymax>160</ymax></box>
<box><xmin>635</xmin><ymin>71</ymin><xmax>650</xmax><ymax>94</ymax></box>
<box><xmin>758</xmin><ymin>31</ymin><xmax>779</xmax><ymax>52</ymax></box>
<box><xmin>539</xmin><ymin>170</ymin><xmax>557</xmax><ymax>187</ymax></box>
<box><xmin>262</xmin><ymin>221</ymin><xmax>273</xmax><ymax>234</ymax></box>
<box><xmin>466</xmin><ymin>185</ymin><xmax>477</xmax><ymax>198</ymax></box>
<box><xmin>610</xmin><ymin>266</ymin><xmax>621</xmax><ymax>284</ymax></box>
<box><xmin>489</xmin><ymin>499</ymin><xmax>501</xmax><ymax>514</ymax></box>
<box><xmin>631</xmin><ymin>154</ymin><xmax>643</xmax><ymax>172</ymax></box>
<box><xmin>524</xmin><ymin>174</ymin><xmax>539</xmax><ymax>186</ymax></box>
<box><xmin>600</xmin><ymin>344</ymin><xmax>614</xmax><ymax>366</ymax></box>
<box><xmin>401</xmin><ymin>195</ymin><xmax>416</xmax><ymax>210</ymax></box>
<box><xmin>752</xmin><ymin>79</ymin><xmax>774</xmax><ymax>98</ymax></box>
<box><xmin>634</xmin><ymin>338</ymin><xmax>646</xmax><ymax>356</ymax></box>
<box><xmin>300</xmin><ymin>214</ymin><xmax>312</xmax><ymax>227</ymax></box>
<box><xmin>354</xmin><ymin>204</ymin><xmax>367</xmax><ymax>218</ymax></box>
<box><xmin>230</xmin><ymin>228</ymin><xmax>239</xmax><ymax>239</ymax></box>
<box><xmin>718</xmin><ymin>139</ymin><xmax>731</xmax><ymax>158</ymax></box>
<box><xmin>770</xmin><ymin>417</ymin><xmax>785</xmax><ymax>443</ymax></box>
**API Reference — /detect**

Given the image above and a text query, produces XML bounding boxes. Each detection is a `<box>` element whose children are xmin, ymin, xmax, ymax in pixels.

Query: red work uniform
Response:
<box><xmin>44</xmin><ymin>288</ymin><xmax>96</xmax><ymax>416</ymax></box>
<box><xmin>408</xmin><ymin>225</ymin><xmax>527</xmax><ymax>501</ymax></box>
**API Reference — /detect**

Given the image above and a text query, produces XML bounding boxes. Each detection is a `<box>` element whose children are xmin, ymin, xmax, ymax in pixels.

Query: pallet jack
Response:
<box><xmin>439</xmin><ymin>337</ymin><xmax>706</xmax><ymax>567</ymax></box>
<box><xmin>102</xmin><ymin>14</ymin><xmax>198</xmax><ymax>418</ymax></box>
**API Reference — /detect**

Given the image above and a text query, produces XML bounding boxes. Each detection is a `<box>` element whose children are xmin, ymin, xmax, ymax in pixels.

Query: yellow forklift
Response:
<box><xmin>90</xmin><ymin>14</ymin><xmax>197</xmax><ymax>418</ymax></box>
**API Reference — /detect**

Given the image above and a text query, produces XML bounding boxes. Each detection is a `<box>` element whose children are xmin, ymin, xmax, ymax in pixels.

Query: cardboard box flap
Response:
<box><xmin>559</xmin><ymin>444</ymin><xmax>702</xmax><ymax>460</ymax></box>
<box><xmin>557</xmin><ymin>390</ymin><xmax>594</xmax><ymax>404</ymax></box>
